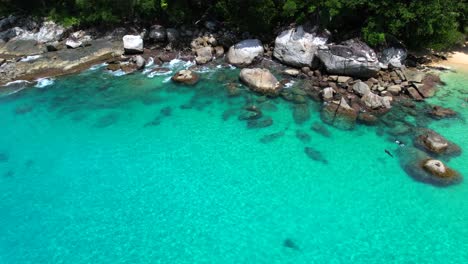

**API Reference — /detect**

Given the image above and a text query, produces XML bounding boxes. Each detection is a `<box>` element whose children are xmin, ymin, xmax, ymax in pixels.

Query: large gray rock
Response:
<box><xmin>239</xmin><ymin>68</ymin><xmax>281</xmax><ymax>96</ymax></box>
<box><xmin>123</xmin><ymin>35</ymin><xmax>143</xmax><ymax>54</ymax></box>
<box><xmin>148</xmin><ymin>25</ymin><xmax>167</xmax><ymax>43</ymax></box>
<box><xmin>317</xmin><ymin>39</ymin><xmax>380</xmax><ymax>78</ymax></box>
<box><xmin>227</xmin><ymin>39</ymin><xmax>264</xmax><ymax>67</ymax></box>
<box><xmin>273</xmin><ymin>26</ymin><xmax>328</xmax><ymax>67</ymax></box>
<box><xmin>35</xmin><ymin>21</ymin><xmax>65</xmax><ymax>43</ymax></box>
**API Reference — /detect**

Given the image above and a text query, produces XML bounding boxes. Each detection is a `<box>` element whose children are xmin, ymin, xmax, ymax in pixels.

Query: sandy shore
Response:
<box><xmin>431</xmin><ymin>49</ymin><xmax>468</xmax><ymax>74</ymax></box>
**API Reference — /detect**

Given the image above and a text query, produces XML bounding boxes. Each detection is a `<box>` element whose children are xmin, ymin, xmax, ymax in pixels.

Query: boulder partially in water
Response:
<box><xmin>226</xmin><ymin>39</ymin><xmax>263</xmax><ymax>67</ymax></box>
<box><xmin>172</xmin><ymin>70</ymin><xmax>199</xmax><ymax>85</ymax></box>
<box><xmin>321</xmin><ymin>98</ymin><xmax>357</xmax><ymax>130</ymax></box>
<box><xmin>414</xmin><ymin>129</ymin><xmax>461</xmax><ymax>157</ymax></box>
<box><xmin>239</xmin><ymin>68</ymin><xmax>281</xmax><ymax>96</ymax></box>
<box><xmin>428</xmin><ymin>105</ymin><xmax>457</xmax><ymax>119</ymax></box>
<box><xmin>400</xmin><ymin>147</ymin><xmax>462</xmax><ymax>186</ymax></box>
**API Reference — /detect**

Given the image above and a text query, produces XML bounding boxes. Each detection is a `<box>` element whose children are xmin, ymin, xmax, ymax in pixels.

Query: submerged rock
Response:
<box><xmin>226</xmin><ymin>39</ymin><xmax>264</xmax><ymax>67</ymax></box>
<box><xmin>296</xmin><ymin>130</ymin><xmax>311</xmax><ymax>143</ymax></box>
<box><xmin>260</xmin><ymin>131</ymin><xmax>285</xmax><ymax>144</ymax></box>
<box><xmin>283</xmin><ymin>239</ymin><xmax>300</xmax><ymax>251</ymax></box>
<box><xmin>428</xmin><ymin>105</ymin><xmax>457</xmax><ymax>119</ymax></box>
<box><xmin>293</xmin><ymin>104</ymin><xmax>310</xmax><ymax>124</ymax></box>
<box><xmin>239</xmin><ymin>68</ymin><xmax>281</xmax><ymax>96</ymax></box>
<box><xmin>172</xmin><ymin>70</ymin><xmax>199</xmax><ymax>85</ymax></box>
<box><xmin>273</xmin><ymin>26</ymin><xmax>328</xmax><ymax>67</ymax></box>
<box><xmin>247</xmin><ymin>117</ymin><xmax>273</xmax><ymax>129</ymax></box>
<box><xmin>321</xmin><ymin>98</ymin><xmax>357</xmax><ymax>130</ymax></box>
<box><xmin>304</xmin><ymin>147</ymin><xmax>328</xmax><ymax>164</ymax></box>
<box><xmin>311</xmin><ymin>122</ymin><xmax>331</xmax><ymax>137</ymax></box>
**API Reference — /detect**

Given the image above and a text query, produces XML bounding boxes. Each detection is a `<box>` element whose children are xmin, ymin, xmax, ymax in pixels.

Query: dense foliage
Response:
<box><xmin>1</xmin><ymin>0</ymin><xmax>466</xmax><ymax>50</ymax></box>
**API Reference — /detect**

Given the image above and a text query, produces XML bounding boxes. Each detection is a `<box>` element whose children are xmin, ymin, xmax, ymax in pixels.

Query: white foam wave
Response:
<box><xmin>162</xmin><ymin>76</ymin><xmax>172</xmax><ymax>83</ymax></box>
<box><xmin>283</xmin><ymin>80</ymin><xmax>295</xmax><ymax>89</ymax></box>
<box><xmin>168</xmin><ymin>59</ymin><xmax>195</xmax><ymax>70</ymax></box>
<box><xmin>35</xmin><ymin>78</ymin><xmax>54</xmax><ymax>88</ymax></box>
<box><xmin>108</xmin><ymin>70</ymin><xmax>126</xmax><ymax>76</ymax></box>
<box><xmin>145</xmin><ymin>57</ymin><xmax>154</xmax><ymax>68</ymax></box>
<box><xmin>89</xmin><ymin>63</ymin><xmax>108</xmax><ymax>71</ymax></box>
<box><xmin>0</xmin><ymin>80</ymin><xmax>31</xmax><ymax>97</ymax></box>
<box><xmin>20</xmin><ymin>55</ymin><xmax>41</xmax><ymax>62</ymax></box>
<box><xmin>147</xmin><ymin>70</ymin><xmax>173</xmax><ymax>78</ymax></box>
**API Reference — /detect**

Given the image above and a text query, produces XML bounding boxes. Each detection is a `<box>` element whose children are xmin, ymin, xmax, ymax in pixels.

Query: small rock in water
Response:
<box><xmin>304</xmin><ymin>147</ymin><xmax>328</xmax><ymax>164</ymax></box>
<box><xmin>293</xmin><ymin>104</ymin><xmax>310</xmax><ymax>124</ymax></box>
<box><xmin>222</xmin><ymin>109</ymin><xmax>237</xmax><ymax>121</ymax></box>
<box><xmin>296</xmin><ymin>130</ymin><xmax>311</xmax><ymax>143</ymax></box>
<box><xmin>247</xmin><ymin>117</ymin><xmax>273</xmax><ymax>129</ymax></box>
<box><xmin>160</xmin><ymin>106</ymin><xmax>172</xmax><ymax>116</ymax></box>
<box><xmin>259</xmin><ymin>131</ymin><xmax>285</xmax><ymax>144</ymax></box>
<box><xmin>3</xmin><ymin>170</ymin><xmax>14</xmax><ymax>178</ymax></box>
<box><xmin>283</xmin><ymin>239</ymin><xmax>300</xmax><ymax>251</ymax></box>
<box><xmin>14</xmin><ymin>104</ymin><xmax>34</xmax><ymax>115</ymax></box>
<box><xmin>311</xmin><ymin>122</ymin><xmax>331</xmax><ymax>138</ymax></box>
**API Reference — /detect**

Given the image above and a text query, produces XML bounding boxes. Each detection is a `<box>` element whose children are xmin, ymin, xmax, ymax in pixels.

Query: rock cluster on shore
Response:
<box><xmin>0</xmin><ymin>16</ymin><xmax>462</xmax><ymax>185</ymax></box>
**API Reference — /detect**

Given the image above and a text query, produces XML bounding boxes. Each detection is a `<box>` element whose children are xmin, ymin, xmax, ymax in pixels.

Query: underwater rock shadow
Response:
<box><xmin>144</xmin><ymin>106</ymin><xmax>173</xmax><ymax>127</ymax></box>
<box><xmin>93</xmin><ymin>112</ymin><xmax>120</xmax><ymax>128</ymax></box>
<box><xmin>304</xmin><ymin>147</ymin><xmax>328</xmax><ymax>164</ymax></box>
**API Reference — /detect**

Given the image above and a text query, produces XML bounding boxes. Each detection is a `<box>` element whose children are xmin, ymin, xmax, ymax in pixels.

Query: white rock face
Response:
<box><xmin>36</xmin><ymin>21</ymin><xmax>65</xmax><ymax>43</ymax></box>
<box><xmin>273</xmin><ymin>26</ymin><xmax>328</xmax><ymax>67</ymax></box>
<box><xmin>226</xmin><ymin>39</ymin><xmax>263</xmax><ymax>67</ymax></box>
<box><xmin>123</xmin><ymin>35</ymin><xmax>143</xmax><ymax>54</ymax></box>
<box><xmin>239</xmin><ymin>68</ymin><xmax>281</xmax><ymax>96</ymax></box>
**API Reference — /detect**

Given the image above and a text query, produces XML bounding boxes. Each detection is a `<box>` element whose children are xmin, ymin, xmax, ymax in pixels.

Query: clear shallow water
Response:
<box><xmin>0</xmin><ymin>63</ymin><xmax>467</xmax><ymax>263</ymax></box>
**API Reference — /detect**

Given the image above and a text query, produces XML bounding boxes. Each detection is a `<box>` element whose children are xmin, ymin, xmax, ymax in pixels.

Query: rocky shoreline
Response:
<box><xmin>0</xmin><ymin>15</ymin><xmax>464</xmax><ymax>186</ymax></box>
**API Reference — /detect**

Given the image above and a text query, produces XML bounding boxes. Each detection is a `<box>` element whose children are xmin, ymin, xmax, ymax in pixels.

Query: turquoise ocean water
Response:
<box><xmin>0</xmin><ymin>61</ymin><xmax>467</xmax><ymax>263</ymax></box>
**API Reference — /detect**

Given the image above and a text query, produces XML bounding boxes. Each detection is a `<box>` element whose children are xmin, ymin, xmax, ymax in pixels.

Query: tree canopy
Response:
<box><xmin>1</xmin><ymin>0</ymin><xmax>466</xmax><ymax>50</ymax></box>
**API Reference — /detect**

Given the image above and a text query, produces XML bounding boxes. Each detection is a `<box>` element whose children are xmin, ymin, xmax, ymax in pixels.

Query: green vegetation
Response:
<box><xmin>1</xmin><ymin>0</ymin><xmax>466</xmax><ymax>50</ymax></box>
